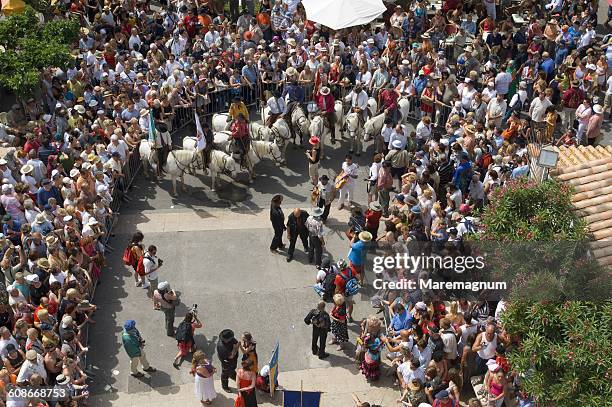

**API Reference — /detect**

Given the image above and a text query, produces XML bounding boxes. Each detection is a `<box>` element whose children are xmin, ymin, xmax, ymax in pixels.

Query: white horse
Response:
<box><xmin>175</xmin><ymin>142</ymin><xmax>238</xmax><ymax>193</ymax></box>
<box><xmin>344</xmin><ymin>112</ymin><xmax>364</xmax><ymax>155</ymax></box>
<box><xmin>309</xmin><ymin>115</ymin><xmax>332</xmax><ymax>159</ymax></box>
<box><xmin>364</xmin><ymin>112</ymin><xmax>387</xmax><ymax>142</ymax></box>
<box><xmin>269</xmin><ymin>118</ymin><xmax>291</xmax><ymax>162</ymax></box>
<box><xmin>211</xmin><ymin>113</ymin><xmax>231</xmax><ymax>132</ymax></box>
<box><xmin>263</xmin><ymin>106</ymin><xmax>310</xmax><ymax>145</ymax></box>
<box><xmin>212</xmin><ymin>131</ymin><xmax>282</xmax><ymax>181</ymax></box>
<box><xmin>368</xmin><ymin>97</ymin><xmax>378</xmax><ymax>116</ymax></box>
<box><xmin>166</xmin><ymin>149</ymin><xmax>203</xmax><ymax>195</ymax></box>
<box><xmin>334</xmin><ymin>100</ymin><xmax>345</xmax><ymax>138</ymax></box>
<box><xmin>138</xmin><ymin>140</ymin><xmax>157</xmax><ymax>178</ymax></box>
<box><xmin>249</xmin><ymin>122</ymin><xmax>271</xmax><ymax>141</ymax></box>
<box><xmin>398</xmin><ymin>97</ymin><xmax>411</xmax><ymax>123</ymax></box>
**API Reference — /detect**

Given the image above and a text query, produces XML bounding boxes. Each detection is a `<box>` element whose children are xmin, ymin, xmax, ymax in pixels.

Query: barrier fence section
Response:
<box><xmin>82</xmin><ymin>150</ymin><xmax>142</xmax><ymax>369</ymax></box>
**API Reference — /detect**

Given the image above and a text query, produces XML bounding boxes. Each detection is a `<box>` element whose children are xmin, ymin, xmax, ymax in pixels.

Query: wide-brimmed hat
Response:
<box><xmin>220</xmin><ymin>329</ymin><xmax>235</xmax><ymax>342</ymax></box>
<box><xmin>392</xmin><ymin>139</ymin><xmax>402</xmax><ymax>149</ymax></box>
<box><xmin>45</xmin><ymin>235</ymin><xmax>59</xmax><ymax>246</ymax></box>
<box><xmin>55</xmin><ymin>374</ymin><xmax>70</xmax><ymax>385</ymax></box>
<box><xmin>36</xmin><ymin>258</ymin><xmax>51</xmax><ymax>269</ymax></box>
<box><xmin>286</xmin><ymin>67</ymin><xmax>297</xmax><ymax>77</ymax></box>
<box><xmin>74</xmin><ymin>105</ymin><xmax>86</xmax><ymax>114</ymax></box>
<box><xmin>139</xmin><ymin>108</ymin><xmax>149</xmax><ymax>117</ymax></box>
<box><xmin>369</xmin><ymin>201</ymin><xmax>382</xmax><ymax>212</ymax></box>
<box><xmin>319</xmin><ymin>86</ymin><xmax>330</xmax><ymax>96</ymax></box>
<box><xmin>25</xmin><ymin>349</ymin><xmax>38</xmax><ymax>361</ymax></box>
<box><xmin>309</xmin><ymin>136</ymin><xmax>320</xmax><ymax>145</ymax></box>
<box><xmin>312</xmin><ymin>207</ymin><xmax>324</xmax><ymax>217</ymax></box>
<box><xmin>35</xmin><ymin>213</ymin><xmax>46</xmax><ymax>224</ymax></box>
<box><xmin>464</xmin><ymin>124</ymin><xmax>476</xmax><ymax>135</ymax></box>
<box><xmin>358</xmin><ymin>231</ymin><xmax>372</xmax><ymax>242</ymax></box>
<box><xmin>593</xmin><ymin>104</ymin><xmax>603</xmax><ymax>114</ymax></box>
<box><xmin>20</xmin><ymin>164</ymin><xmax>33</xmax><ymax>175</ymax></box>
<box><xmin>408</xmin><ymin>378</ymin><xmax>423</xmax><ymax>391</ymax></box>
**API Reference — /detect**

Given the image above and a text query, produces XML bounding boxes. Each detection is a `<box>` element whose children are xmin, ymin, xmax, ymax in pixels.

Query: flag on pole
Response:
<box><xmin>148</xmin><ymin>109</ymin><xmax>156</xmax><ymax>143</ymax></box>
<box><xmin>195</xmin><ymin>111</ymin><xmax>206</xmax><ymax>152</ymax></box>
<box><xmin>269</xmin><ymin>340</ymin><xmax>280</xmax><ymax>397</ymax></box>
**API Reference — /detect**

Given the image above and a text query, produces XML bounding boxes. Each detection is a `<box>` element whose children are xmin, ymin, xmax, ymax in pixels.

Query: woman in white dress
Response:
<box><xmin>191</xmin><ymin>350</ymin><xmax>217</xmax><ymax>405</ymax></box>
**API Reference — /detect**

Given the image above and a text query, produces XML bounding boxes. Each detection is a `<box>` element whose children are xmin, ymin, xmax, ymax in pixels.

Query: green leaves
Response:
<box><xmin>0</xmin><ymin>6</ymin><xmax>79</xmax><ymax>98</ymax></box>
<box><xmin>502</xmin><ymin>301</ymin><xmax>612</xmax><ymax>406</ymax></box>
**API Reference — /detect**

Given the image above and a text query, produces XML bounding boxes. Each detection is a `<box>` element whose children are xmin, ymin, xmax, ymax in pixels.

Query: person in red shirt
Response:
<box><xmin>183</xmin><ymin>9</ymin><xmax>197</xmax><ymax>38</ymax></box>
<box><xmin>230</xmin><ymin>113</ymin><xmax>250</xmax><ymax>161</ymax></box>
<box><xmin>378</xmin><ymin>86</ymin><xmax>400</xmax><ymax>123</ymax></box>
<box><xmin>315</xmin><ymin>87</ymin><xmax>336</xmax><ymax>143</ymax></box>
<box><xmin>23</xmin><ymin>133</ymin><xmax>41</xmax><ymax>155</ymax></box>
<box><xmin>333</xmin><ymin>260</ymin><xmax>358</xmax><ymax>323</ymax></box>
<box><xmin>364</xmin><ymin>201</ymin><xmax>382</xmax><ymax>240</ymax></box>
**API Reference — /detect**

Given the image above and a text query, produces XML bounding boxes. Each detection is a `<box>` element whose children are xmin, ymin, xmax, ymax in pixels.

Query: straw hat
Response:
<box><xmin>286</xmin><ymin>67</ymin><xmax>297</xmax><ymax>77</ymax></box>
<box><xmin>45</xmin><ymin>235</ymin><xmax>59</xmax><ymax>246</ymax></box>
<box><xmin>593</xmin><ymin>104</ymin><xmax>603</xmax><ymax>114</ymax></box>
<box><xmin>369</xmin><ymin>201</ymin><xmax>382</xmax><ymax>212</ymax></box>
<box><xmin>139</xmin><ymin>108</ymin><xmax>149</xmax><ymax>117</ymax></box>
<box><xmin>20</xmin><ymin>165</ymin><xmax>33</xmax><ymax>175</ymax></box>
<box><xmin>358</xmin><ymin>231</ymin><xmax>372</xmax><ymax>242</ymax></box>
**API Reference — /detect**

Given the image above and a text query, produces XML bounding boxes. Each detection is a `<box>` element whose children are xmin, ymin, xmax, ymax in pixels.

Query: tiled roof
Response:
<box><xmin>538</xmin><ymin>145</ymin><xmax>612</xmax><ymax>267</ymax></box>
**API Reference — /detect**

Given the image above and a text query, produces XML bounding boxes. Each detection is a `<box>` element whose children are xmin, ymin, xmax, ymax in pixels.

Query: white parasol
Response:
<box><xmin>301</xmin><ymin>0</ymin><xmax>387</xmax><ymax>30</ymax></box>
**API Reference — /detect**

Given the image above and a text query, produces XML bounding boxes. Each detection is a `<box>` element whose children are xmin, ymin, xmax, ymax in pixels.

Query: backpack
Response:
<box><xmin>175</xmin><ymin>321</ymin><xmax>193</xmax><ymax>343</ymax></box>
<box><xmin>311</xmin><ymin>310</ymin><xmax>328</xmax><ymax>329</ymax></box>
<box><xmin>478</xmin><ymin>152</ymin><xmax>492</xmax><ymax>170</ymax></box>
<box><xmin>321</xmin><ymin>273</ymin><xmax>336</xmax><ymax>303</ymax></box>
<box><xmin>340</xmin><ymin>269</ymin><xmax>361</xmax><ymax>296</ymax></box>
<box><xmin>123</xmin><ymin>245</ymin><xmax>136</xmax><ymax>267</ymax></box>
<box><xmin>135</xmin><ymin>255</ymin><xmax>153</xmax><ymax>277</ymax></box>
<box><xmin>512</xmin><ymin>95</ymin><xmax>523</xmax><ymax>113</ymax></box>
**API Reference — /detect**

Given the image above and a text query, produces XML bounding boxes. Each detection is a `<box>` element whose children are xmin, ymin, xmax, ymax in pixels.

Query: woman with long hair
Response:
<box><xmin>234</xmin><ymin>356</ymin><xmax>257</xmax><ymax>407</ymax></box>
<box><xmin>239</xmin><ymin>332</ymin><xmax>258</xmax><ymax>374</ymax></box>
<box><xmin>191</xmin><ymin>350</ymin><xmax>217</xmax><ymax>405</ymax></box>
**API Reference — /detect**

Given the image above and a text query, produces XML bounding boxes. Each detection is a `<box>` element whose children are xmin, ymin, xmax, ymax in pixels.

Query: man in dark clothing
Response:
<box><xmin>304</xmin><ymin>301</ymin><xmax>331</xmax><ymax>359</ymax></box>
<box><xmin>286</xmin><ymin>208</ymin><xmax>309</xmax><ymax>262</ymax></box>
<box><xmin>269</xmin><ymin>194</ymin><xmax>285</xmax><ymax>251</ymax></box>
<box><xmin>216</xmin><ymin>329</ymin><xmax>239</xmax><ymax>391</ymax></box>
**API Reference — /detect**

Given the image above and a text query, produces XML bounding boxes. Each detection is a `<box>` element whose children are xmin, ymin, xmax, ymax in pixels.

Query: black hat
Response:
<box><xmin>319</xmin><ymin>175</ymin><xmax>329</xmax><ymax>181</ymax></box>
<box><xmin>220</xmin><ymin>329</ymin><xmax>235</xmax><ymax>342</ymax></box>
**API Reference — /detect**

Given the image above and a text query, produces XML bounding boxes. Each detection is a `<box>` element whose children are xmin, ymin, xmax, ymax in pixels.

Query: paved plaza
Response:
<box><xmin>87</xmin><ymin>129</ymin><xmax>400</xmax><ymax>406</ymax></box>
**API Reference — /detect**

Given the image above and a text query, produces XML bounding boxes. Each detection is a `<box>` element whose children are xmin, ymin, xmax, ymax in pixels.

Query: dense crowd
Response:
<box><xmin>0</xmin><ymin>0</ymin><xmax>608</xmax><ymax>405</ymax></box>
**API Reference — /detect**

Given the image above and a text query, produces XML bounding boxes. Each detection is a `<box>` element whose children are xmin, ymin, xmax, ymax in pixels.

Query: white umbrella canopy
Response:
<box><xmin>302</xmin><ymin>0</ymin><xmax>387</xmax><ymax>30</ymax></box>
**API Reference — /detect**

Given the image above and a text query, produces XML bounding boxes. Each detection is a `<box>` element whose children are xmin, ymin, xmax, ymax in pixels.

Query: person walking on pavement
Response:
<box><xmin>217</xmin><ymin>329</ymin><xmax>239</xmax><ymax>392</ymax></box>
<box><xmin>306</xmin><ymin>207</ymin><xmax>325</xmax><ymax>267</ymax></box>
<box><xmin>269</xmin><ymin>194</ymin><xmax>286</xmax><ymax>252</ymax></box>
<box><xmin>153</xmin><ymin>281</ymin><xmax>177</xmax><ymax>337</ymax></box>
<box><xmin>142</xmin><ymin>245</ymin><xmax>162</xmax><ymax>309</ymax></box>
<box><xmin>337</xmin><ymin>154</ymin><xmax>359</xmax><ymax>210</ymax></box>
<box><xmin>304</xmin><ymin>301</ymin><xmax>331</xmax><ymax>359</ymax></box>
<box><xmin>315</xmin><ymin>175</ymin><xmax>335</xmax><ymax>223</ymax></box>
<box><xmin>286</xmin><ymin>208</ymin><xmax>309</xmax><ymax>263</ymax></box>
<box><xmin>121</xmin><ymin>320</ymin><xmax>156</xmax><ymax>378</ymax></box>
<box><xmin>306</xmin><ymin>136</ymin><xmax>321</xmax><ymax>186</ymax></box>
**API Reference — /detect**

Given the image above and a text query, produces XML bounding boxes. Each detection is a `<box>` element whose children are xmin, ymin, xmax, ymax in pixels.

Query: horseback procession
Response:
<box><xmin>138</xmin><ymin>65</ymin><xmax>422</xmax><ymax>197</ymax></box>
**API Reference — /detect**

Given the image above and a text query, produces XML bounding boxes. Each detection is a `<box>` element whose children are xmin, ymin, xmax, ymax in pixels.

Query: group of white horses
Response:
<box><xmin>138</xmin><ymin>94</ymin><xmax>415</xmax><ymax>196</ymax></box>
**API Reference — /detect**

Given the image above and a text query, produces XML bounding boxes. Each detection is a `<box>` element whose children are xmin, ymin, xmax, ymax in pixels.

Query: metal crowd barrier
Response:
<box><xmin>82</xmin><ymin>150</ymin><xmax>142</xmax><ymax>371</ymax></box>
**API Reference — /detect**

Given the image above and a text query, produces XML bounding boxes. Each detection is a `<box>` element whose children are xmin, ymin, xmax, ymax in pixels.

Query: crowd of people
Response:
<box><xmin>0</xmin><ymin>0</ymin><xmax>608</xmax><ymax>404</ymax></box>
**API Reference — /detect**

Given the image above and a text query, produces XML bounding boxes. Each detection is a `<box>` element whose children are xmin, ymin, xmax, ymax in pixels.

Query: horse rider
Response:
<box><xmin>227</xmin><ymin>96</ymin><xmax>249</xmax><ymax>126</ymax></box>
<box><xmin>282</xmin><ymin>79</ymin><xmax>305</xmax><ymax>139</ymax></box>
<box><xmin>201</xmin><ymin>121</ymin><xmax>215</xmax><ymax>169</ymax></box>
<box><xmin>153</xmin><ymin>122</ymin><xmax>172</xmax><ymax>176</ymax></box>
<box><xmin>344</xmin><ymin>81</ymin><xmax>369</xmax><ymax>127</ymax></box>
<box><xmin>230</xmin><ymin>113</ymin><xmax>250</xmax><ymax>166</ymax></box>
<box><xmin>266</xmin><ymin>89</ymin><xmax>287</xmax><ymax>128</ymax></box>
<box><xmin>377</xmin><ymin>84</ymin><xmax>401</xmax><ymax>124</ymax></box>
<box><xmin>315</xmin><ymin>86</ymin><xmax>336</xmax><ymax>144</ymax></box>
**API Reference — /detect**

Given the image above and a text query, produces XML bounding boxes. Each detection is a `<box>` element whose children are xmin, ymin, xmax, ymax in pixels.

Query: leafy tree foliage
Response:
<box><xmin>0</xmin><ymin>7</ymin><xmax>79</xmax><ymax>98</ymax></box>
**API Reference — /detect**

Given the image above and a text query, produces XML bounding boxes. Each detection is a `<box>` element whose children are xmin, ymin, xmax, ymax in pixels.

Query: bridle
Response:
<box><xmin>267</xmin><ymin>141</ymin><xmax>282</xmax><ymax>163</ymax></box>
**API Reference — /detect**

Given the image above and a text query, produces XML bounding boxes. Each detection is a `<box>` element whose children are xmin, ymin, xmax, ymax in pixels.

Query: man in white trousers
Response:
<box><xmin>337</xmin><ymin>154</ymin><xmax>359</xmax><ymax>210</ymax></box>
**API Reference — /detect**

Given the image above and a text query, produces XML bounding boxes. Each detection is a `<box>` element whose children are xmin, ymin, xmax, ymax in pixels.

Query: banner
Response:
<box><xmin>195</xmin><ymin>111</ymin><xmax>206</xmax><ymax>152</ymax></box>
<box><xmin>269</xmin><ymin>340</ymin><xmax>280</xmax><ymax>397</ymax></box>
<box><xmin>283</xmin><ymin>390</ymin><xmax>321</xmax><ymax>407</ymax></box>
<box><xmin>147</xmin><ymin>110</ymin><xmax>156</xmax><ymax>143</ymax></box>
